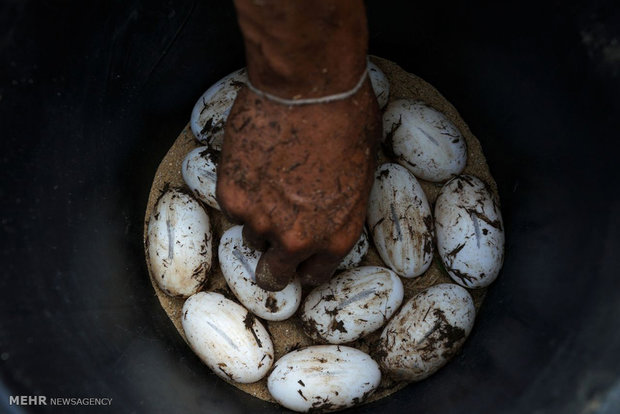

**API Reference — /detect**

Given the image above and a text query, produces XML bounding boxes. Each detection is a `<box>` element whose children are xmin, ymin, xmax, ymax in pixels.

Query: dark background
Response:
<box><xmin>1</xmin><ymin>0</ymin><xmax>619</xmax><ymax>412</ymax></box>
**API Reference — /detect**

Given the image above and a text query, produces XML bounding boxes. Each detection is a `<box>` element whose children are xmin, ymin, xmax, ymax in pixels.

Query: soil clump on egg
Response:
<box><xmin>143</xmin><ymin>56</ymin><xmax>500</xmax><ymax>404</ymax></box>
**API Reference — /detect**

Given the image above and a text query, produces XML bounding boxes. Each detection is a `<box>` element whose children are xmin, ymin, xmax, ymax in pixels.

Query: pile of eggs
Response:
<box><xmin>145</xmin><ymin>59</ymin><xmax>505</xmax><ymax>412</ymax></box>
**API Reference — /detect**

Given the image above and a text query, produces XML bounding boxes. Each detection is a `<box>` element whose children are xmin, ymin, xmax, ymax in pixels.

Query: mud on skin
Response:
<box><xmin>217</xmin><ymin>80</ymin><xmax>381</xmax><ymax>290</ymax></box>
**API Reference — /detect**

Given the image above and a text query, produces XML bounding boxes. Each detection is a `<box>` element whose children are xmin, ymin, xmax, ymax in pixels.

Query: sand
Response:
<box><xmin>143</xmin><ymin>56</ymin><xmax>499</xmax><ymax>405</ymax></box>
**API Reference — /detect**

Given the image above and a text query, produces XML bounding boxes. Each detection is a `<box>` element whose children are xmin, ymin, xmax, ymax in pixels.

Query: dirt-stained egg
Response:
<box><xmin>367</xmin><ymin>163</ymin><xmax>434</xmax><ymax>278</ymax></box>
<box><xmin>377</xmin><ymin>283</ymin><xmax>475</xmax><ymax>381</ymax></box>
<box><xmin>368</xmin><ymin>60</ymin><xmax>390</xmax><ymax>109</ymax></box>
<box><xmin>301</xmin><ymin>266</ymin><xmax>404</xmax><ymax>344</ymax></box>
<box><xmin>190</xmin><ymin>68</ymin><xmax>247</xmax><ymax>150</ymax></box>
<box><xmin>218</xmin><ymin>225</ymin><xmax>302</xmax><ymax>321</ymax></box>
<box><xmin>268</xmin><ymin>345</ymin><xmax>381</xmax><ymax>412</ymax></box>
<box><xmin>146</xmin><ymin>188</ymin><xmax>212</xmax><ymax>297</ymax></box>
<box><xmin>336</xmin><ymin>227</ymin><xmax>369</xmax><ymax>271</ymax></box>
<box><xmin>182</xmin><ymin>291</ymin><xmax>274</xmax><ymax>383</ymax></box>
<box><xmin>435</xmin><ymin>175</ymin><xmax>505</xmax><ymax>288</ymax></box>
<box><xmin>383</xmin><ymin>99</ymin><xmax>467</xmax><ymax>182</ymax></box>
<box><xmin>182</xmin><ymin>146</ymin><xmax>220</xmax><ymax>210</ymax></box>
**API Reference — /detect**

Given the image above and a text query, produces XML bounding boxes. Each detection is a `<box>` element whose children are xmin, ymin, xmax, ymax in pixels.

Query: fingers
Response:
<box><xmin>297</xmin><ymin>252</ymin><xmax>342</xmax><ymax>287</ymax></box>
<box><xmin>242</xmin><ymin>224</ymin><xmax>268</xmax><ymax>251</ymax></box>
<box><xmin>215</xmin><ymin>180</ymin><xmax>245</xmax><ymax>225</ymax></box>
<box><xmin>252</xmin><ymin>210</ymin><xmax>364</xmax><ymax>289</ymax></box>
<box><xmin>255</xmin><ymin>246</ymin><xmax>308</xmax><ymax>291</ymax></box>
<box><xmin>296</xmin><ymin>217</ymin><xmax>366</xmax><ymax>286</ymax></box>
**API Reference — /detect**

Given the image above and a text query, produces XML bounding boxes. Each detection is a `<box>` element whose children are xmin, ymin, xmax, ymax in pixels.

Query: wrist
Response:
<box><xmin>233</xmin><ymin>0</ymin><xmax>368</xmax><ymax>100</ymax></box>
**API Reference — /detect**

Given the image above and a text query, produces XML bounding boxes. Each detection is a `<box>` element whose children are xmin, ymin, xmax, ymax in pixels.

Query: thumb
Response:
<box><xmin>255</xmin><ymin>247</ymin><xmax>304</xmax><ymax>291</ymax></box>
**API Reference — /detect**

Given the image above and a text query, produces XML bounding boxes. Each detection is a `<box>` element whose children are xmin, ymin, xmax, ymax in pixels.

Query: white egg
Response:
<box><xmin>219</xmin><ymin>225</ymin><xmax>302</xmax><ymax>321</ymax></box>
<box><xmin>367</xmin><ymin>163</ymin><xmax>434</xmax><ymax>278</ymax></box>
<box><xmin>182</xmin><ymin>291</ymin><xmax>274</xmax><ymax>383</ymax></box>
<box><xmin>146</xmin><ymin>188</ymin><xmax>212</xmax><ymax>297</ymax></box>
<box><xmin>301</xmin><ymin>266</ymin><xmax>404</xmax><ymax>344</ymax></box>
<box><xmin>336</xmin><ymin>227</ymin><xmax>369</xmax><ymax>271</ymax></box>
<box><xmin>190</xmin><ymin>68</ymin><xmax>247</xmax><ymax>151</ymax></box>
<box><xmin>435</xmin><ymin>175</ymin><xmax>505</xmax><ymax>288</ymax></box>
<box><xmin>383</xmin><ymin>99</ymin><xmax>467</xmax><ymax>182</ymax></box>
<box><xmin>368</xmin><ymin>60</ymin><xmax>390</xmax><ymax>109</ymax></box>
<box><xmin>378</xmin><ymin>283</ymin><xmax>475</xmax><ymax>381</ymax></box>
<box><xmin>182</xmin><ymin>146</ymin><xmax>220</xmax><ymax>210</ymax></box>
<box><xmin>268</xmin><ymin>345</ymin><xmax>381</xmax><ymax>412</ymax></box>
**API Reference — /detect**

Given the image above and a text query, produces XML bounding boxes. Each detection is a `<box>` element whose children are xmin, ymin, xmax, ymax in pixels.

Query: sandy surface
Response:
<box><xmin>143</xmin><ymin>56</ymin><xmax>499</xmax><ymax>405</ymax></box>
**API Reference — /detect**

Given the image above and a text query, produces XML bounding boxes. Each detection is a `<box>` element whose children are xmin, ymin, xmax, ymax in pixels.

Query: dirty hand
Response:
<box><xmin>216</xmin><ymin>0</ymin><xmax>380</xmax><ymax>290</ymax></box>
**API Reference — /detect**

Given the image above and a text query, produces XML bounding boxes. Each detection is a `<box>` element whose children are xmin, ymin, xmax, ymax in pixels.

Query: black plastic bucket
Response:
<box><xmin>2</xmin><ymin>1</ymin><xmax>619</xmax><ymax>412</ymax></box>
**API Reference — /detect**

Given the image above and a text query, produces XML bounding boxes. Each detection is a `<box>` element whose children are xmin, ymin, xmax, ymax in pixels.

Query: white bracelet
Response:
<box><xmin>245</xmin><ymin>65</ymin><xmax>369</xmax><ymax>106</ymax></box>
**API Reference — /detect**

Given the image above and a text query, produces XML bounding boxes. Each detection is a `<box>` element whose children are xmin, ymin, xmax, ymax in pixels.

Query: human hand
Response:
<box><xmin>216</xmin><ymin>81</ymin><xmax>380</xmax><ymax>290</ymax></box>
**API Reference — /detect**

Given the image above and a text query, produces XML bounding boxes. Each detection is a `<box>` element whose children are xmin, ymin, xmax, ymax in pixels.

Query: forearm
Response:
<box><xmin>232</xmin><ymin>0</ymin><xmax>368</xmax><ymax>99</ymax></box>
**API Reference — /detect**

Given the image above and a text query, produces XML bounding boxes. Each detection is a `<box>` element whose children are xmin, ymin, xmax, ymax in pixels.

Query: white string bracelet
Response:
<box><xmin>245</xmin><ymin>65</ymin><xmax>369</xmax><ymax>106</ymax></box>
